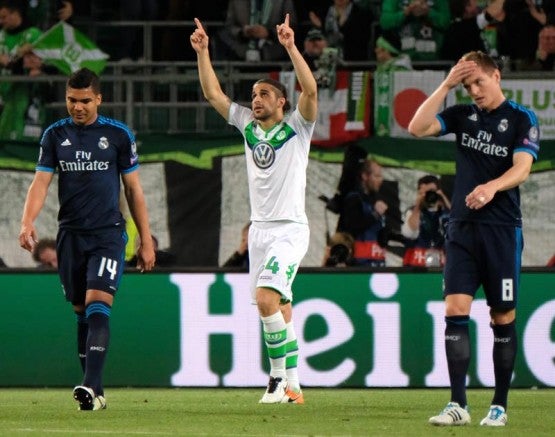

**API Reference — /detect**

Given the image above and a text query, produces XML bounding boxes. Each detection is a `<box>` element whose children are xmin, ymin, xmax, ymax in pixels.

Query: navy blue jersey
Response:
<box><xmin>37</xmin><ymin>115</ymin><xmax>139</xmax><ymax>231</ymax></box>
<box><xmin>437</xmin><ymin>100</ymin><xmax>539</xmax><ymax>226</ymax></box>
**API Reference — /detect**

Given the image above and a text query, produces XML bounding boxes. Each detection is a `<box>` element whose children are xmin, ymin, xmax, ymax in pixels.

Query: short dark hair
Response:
<box><xmin>360</xmin><ymin>158</ymin><xmax>380</xmax><ymax>177</ymax></box>
<box><xmin>67</xmin><ymin>68</ymin><xmax>101</xmax><ymax>94</ymax></box>
<box><xmin>417</xmin><ymin>175</ymin><xmax>440</xmax><ymax>187</ymax></box>
<box><xmin>0</xmin><ymin>0</ymin><xmax>25</xmax><ymax>15</ymax></box>
<box><xmin>32</xmin><ymin>238</ymin><xmax>56</xmax><ymax>262</ymax></box>
<box><xmin>254</xmin><ymin>78</ymin><xmax>291</xmax><ymax>112</ymax></box>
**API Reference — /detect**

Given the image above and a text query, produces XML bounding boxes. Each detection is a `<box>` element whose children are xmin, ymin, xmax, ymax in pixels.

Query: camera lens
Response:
<box><xmin>329</xmin><ymin>243</ymin><xmax>349</xmax><ymax>265</ymax></box>
<box><xmin>424</xmin><ymin>190</ymin><xmax>439</xmax><ymax>205</ymax></box>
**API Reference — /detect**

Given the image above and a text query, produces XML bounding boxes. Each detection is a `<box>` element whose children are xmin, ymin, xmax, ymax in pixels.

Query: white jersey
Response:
<box><xmin>228</xmin><ymin>102</ymin><xmax>315</xmax><ymax>224</ymax></box>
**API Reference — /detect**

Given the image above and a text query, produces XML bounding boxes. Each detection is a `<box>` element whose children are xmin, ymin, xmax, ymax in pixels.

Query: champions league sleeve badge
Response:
<box><xmin>528</xmin><ymin>126</ymin><xmax>539</xmax><ymax>143</ymax></box>
<box><xmin>252</xmin><ymin>141</ymin><xmax>275</xmax><ymax>169</ymax></box>
<box><xmin>130</xmin><ymin>141</ymin><xmax>139</xmax><ymax>165</ymax></box>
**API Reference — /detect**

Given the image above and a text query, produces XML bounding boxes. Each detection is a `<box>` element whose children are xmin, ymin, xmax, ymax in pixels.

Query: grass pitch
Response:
<box><xmin>0</xmin><ymin>388</ymin><xmax>553</xmax><ymax>436</ymax></box>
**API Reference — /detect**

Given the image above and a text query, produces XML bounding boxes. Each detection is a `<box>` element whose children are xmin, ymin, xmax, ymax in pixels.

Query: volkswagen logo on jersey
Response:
<box><xmin>498</xmin><ymin>118</ymin><xmax>508</xmax><ymax>132</ymax></box>
<box><xmin>98</xmin><ymin>136</ymin><xmax>109</xmax><ymax>149</ymax></box>
<box><xmin>252</xmin><ymin>141</ymin><xmax>275</xmax><ymax>169</ymax></box>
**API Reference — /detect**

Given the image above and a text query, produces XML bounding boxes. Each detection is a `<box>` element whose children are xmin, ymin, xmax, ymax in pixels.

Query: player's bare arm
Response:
<box><xmin>19</xmin><ymin>171</ymin><xmax>53</xmax><ymax>252</ymax></box>
<box><xmin>277</xmin><ymin>14</ymin><xmax>317</xmax><ymax>122</ymax></box>
<box><xmin>122</xmin><ymin>172</ymin><xmax>156</xmax><ymax>272</ymax></box>
<box><xmin>409</xmin><ymin>59</ymin><xmax>477</xmax><ymax>137</ymax></box>
<box><xmin>190</xmin><ymin>18</ymin><xmax>231</xmax><ymax>120</ymax></box>
<box><xmin>465</xmin><ymin>151</ymin><xmax>534</xmax><ymax>210</ymax></box>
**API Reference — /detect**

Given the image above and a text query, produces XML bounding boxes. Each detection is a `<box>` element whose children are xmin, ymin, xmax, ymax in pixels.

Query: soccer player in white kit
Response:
<box><xmin>190</xmin><ymin>14</ymin><xmax>317</xmax><ymax>403</ymax></box>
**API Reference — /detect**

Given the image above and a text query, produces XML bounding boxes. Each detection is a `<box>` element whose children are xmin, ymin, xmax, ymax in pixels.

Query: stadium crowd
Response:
<box><xmin>1</xmin><ymin>0</ymin><xmax>553</xmax><ymax>269</ymax></box>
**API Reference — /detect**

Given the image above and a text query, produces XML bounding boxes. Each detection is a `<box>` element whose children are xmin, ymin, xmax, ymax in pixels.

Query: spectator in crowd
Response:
<box><xmin>222</xmin><ymin>222</ymin><xmax>250</xmax><ymax>268</ymax></box>
<box><xmin>339</xmin><ymin>158</ymin><xmax>389</xmax><ymax>267</ymax></box>
<box><xmin>322</xmin><ymin>231</ymin><xmax>354</xmax><ymax>267</ymax></box>
<box><xmin>127</xmin><ymin>235</ymin><xmax>177</xmax><ymax>268</ymax></box>
<box><xmin>214</xmin><ymin>0</ymin><xmax>297</xmax><ymax>61</ymax></box>
<box><xmin>380</xmin><ymin>0</ymin><xmax>451</xmax><ymax>61</ymax></box>
<box><xmin>32</xmin><ymin>237</ymin><xmax>58</xmax><ymax>268</ymax></box>
<box><xmin>534</xmin><ymin>23</ymin><xmax>555</xmax><ymax>69</ymax></box>
<box><xmin>373</xmin><ymin>30</ymin><xmax>412</xmax><ymax>136</ymax></box>
<box><xmin>547</xmin><ymin>253</ymin><xmax>555</xmax><ymax>266</ymax></box>
<box><xmin>497</xmin><ymin>0</ymin><xmax>555</xmax><ymax>70</ymax></box>
<box><xmin>302</xmin><ymin>28</ymin><xmax>340</xmax><ymax>88</ymax></box>
<box><xmin>0</xmin><ymin>0</ymin><xmax>43</xmax><ymax>140</ymax></box>
<box><xmin>191</xmin><ymin>15</ymin><xmax>317</xmax><ymax>403</ymax></box>
<box><xmin>401</xmin><ymin>175</ymin><xmax>451</xmax><ymax>267</ymax></box>
<box><xmin>0</xmin><ymin>256</ymin><xmax>7</xmax><ymax>267</ymax></box>
<box><xmin>442</xmin><ymin>0</ymin><xmax>506</xmax><ymax>61</ymax></box>
<box><xmin>308</xmin><ymin>0</ymin><xmax>373</xmax><ymax>61</ymax></box>
<box><xmin>302</xmin><ymin>28</ymin><xmax>328</xmax><ymax>71</ymax></box>
<box><xmin>320</xmin><ymin>142</ymin><xmax>368</xmax><ymax>216</ymax></box>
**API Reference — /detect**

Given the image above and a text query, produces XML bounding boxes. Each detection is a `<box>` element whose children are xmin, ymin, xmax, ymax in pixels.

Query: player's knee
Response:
<box><xmin>256</xmin><ymin>288</ymin><xmax>281</xmax><ymax>316</ymax></box>
<box><xmin>489</xmin><ymin>308</ymin><xmax>515</xmax><ymax>325</ymax></box>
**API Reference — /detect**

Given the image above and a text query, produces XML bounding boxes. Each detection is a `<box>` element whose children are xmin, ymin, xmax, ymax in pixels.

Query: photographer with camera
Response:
<box><xmin>401</xmin><ymin>175</ymin><xmax>451</xmax><ymax>267</ymax></box>
<box><xmin>339</xmin><ymin>158</ymin><xmax>388</xmax><ymax>267</ymax></box>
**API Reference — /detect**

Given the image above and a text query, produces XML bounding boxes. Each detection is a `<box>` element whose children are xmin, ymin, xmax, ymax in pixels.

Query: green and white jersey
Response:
<box><xmin>228</xmin><ymin>102</ymin><xmax>315</xmax><ymax>224</ymax></box>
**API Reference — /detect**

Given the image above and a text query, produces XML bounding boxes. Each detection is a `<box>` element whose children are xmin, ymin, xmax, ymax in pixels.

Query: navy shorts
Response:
<box><xmin>443</xmin><ymin>221</ymin><xmax>523</xmax><ymax>310</ymax></box>
<box><xmin>56</xmin><ymin>227</ymin><xmax>128</xmax><ymax>305</ymax></box>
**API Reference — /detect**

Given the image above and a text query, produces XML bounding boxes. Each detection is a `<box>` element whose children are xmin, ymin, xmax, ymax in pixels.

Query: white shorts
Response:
<box><xmin>248</xmin><ymin>220</ymin><xmax>310</xmax><ymax>304</ymax></box>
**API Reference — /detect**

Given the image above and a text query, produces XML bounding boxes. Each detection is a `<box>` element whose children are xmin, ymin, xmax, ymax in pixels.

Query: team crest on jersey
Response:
<box><xmin>498</xmin><ymin>119</ymin><xmax>508</xmax><ymax>132</ymax></box>
<box><xmin>276</xmin><ymin>130</ymin><xmax>287</xmax><ymax>141</ymax></box>
<box><xmin>98</xmin><ymin>136</ymin><xmax>109</xmax><ymax>149</ymax></box>
<box><xmin>252</xmin><ymin>141</ymin><xmax>275</xmax><ymax>169</ymax></box>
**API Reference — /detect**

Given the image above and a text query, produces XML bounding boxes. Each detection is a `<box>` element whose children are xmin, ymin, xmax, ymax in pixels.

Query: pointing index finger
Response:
<box><xmin>194</xmin><ymin>18</ymin><xmax>205</xmax><ymax>32</ymax></box>
<box><xmin>284</xmin><ymin>13</ymin><xmax>289</xmax><ymax>27</ymax></box>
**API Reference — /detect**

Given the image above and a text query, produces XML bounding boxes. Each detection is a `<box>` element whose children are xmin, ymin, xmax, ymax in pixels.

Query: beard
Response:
<box><xmin>253</xmin><ymin>108</ymin><xmax>272</xmax><ymax>121</ymax></box>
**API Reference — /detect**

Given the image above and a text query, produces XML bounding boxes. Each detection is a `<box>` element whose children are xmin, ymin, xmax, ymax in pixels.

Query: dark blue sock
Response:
<box><xmin>75</xmin><ymin>312</ymin><xmax>88</xmax><ymax>373</ymax></box>
<box><xmin>83</xmin><ymin>301</ymin><xmax>111</xmax><ymax>397</ymax></box>
<box><xmin>445</xmin><ymin>315</ymin><xmax>470</xmax><ymax>408</ymax></box>
<box><xmin>491</xmin><ymin>321</ymin><xmax>517</xmax><ymax>409</ymax></box>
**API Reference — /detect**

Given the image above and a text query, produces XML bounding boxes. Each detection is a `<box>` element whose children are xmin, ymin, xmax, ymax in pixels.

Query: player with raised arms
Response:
<box><xmin>190</xmin><ymin>14</ymin><xmax>317</xmax><ymax>403</ymax></box>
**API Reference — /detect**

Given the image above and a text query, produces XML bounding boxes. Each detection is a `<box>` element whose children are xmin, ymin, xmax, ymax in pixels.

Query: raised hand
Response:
<box><xmin>190</xmin><ymin>18</ymin><xmax>209</xmax><ymax>53</ymax></box>
<box><xmin>276</xmin><ymin>14</ymin><xmax>295</xmax><ymax>50</ymax></box>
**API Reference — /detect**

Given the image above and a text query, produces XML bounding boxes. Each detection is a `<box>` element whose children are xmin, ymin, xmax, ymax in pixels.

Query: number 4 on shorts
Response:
<box><xmin>265</xmin><ymin>256</ymin><xmax>280</xmax><ymax>274</ymax></box>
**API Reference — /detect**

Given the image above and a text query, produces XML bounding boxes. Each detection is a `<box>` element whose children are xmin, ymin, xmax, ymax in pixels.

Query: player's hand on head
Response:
<box><xmin>190</xmin><ymin>18</ymin><xmax>209</xmax><ymax>52</ymax></box>
<box><xmin>444</xmin><ymin>59</ymin><xmax>477</xmax><ymax>89</ymax></box>
<box><xmin>277</xmin><ymin>14</ymin><xmax>295</xmax><ymax>49</ymax></box>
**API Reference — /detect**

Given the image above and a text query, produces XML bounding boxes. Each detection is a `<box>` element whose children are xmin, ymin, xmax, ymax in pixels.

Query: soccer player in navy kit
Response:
<box><xmin>19</xmin><ymin>68</ymin><xmax>156</xmax><ymax>410</ymax></box>
<box><xmin>409</xmin><ymin>51</ymin><xmax>539</xmax><ymax>426</ymax></box>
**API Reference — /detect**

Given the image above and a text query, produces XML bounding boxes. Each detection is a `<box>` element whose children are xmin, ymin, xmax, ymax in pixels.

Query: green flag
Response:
<box><xmin>31</xmin><ymin>21</ymin><xmax>109</xmax><ymax>75</ymax></box>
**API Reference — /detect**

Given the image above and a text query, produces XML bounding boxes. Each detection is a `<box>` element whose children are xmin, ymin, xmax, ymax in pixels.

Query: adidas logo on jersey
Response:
<box><xmin>468</xmin><ymin>113</ymin><xmax>478</xmax><ymax>121</ymax></box>
<box><xmin>61</xmin><ymin>139</ymin><xmax>72</xmax><ymax>146</ymax></box>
